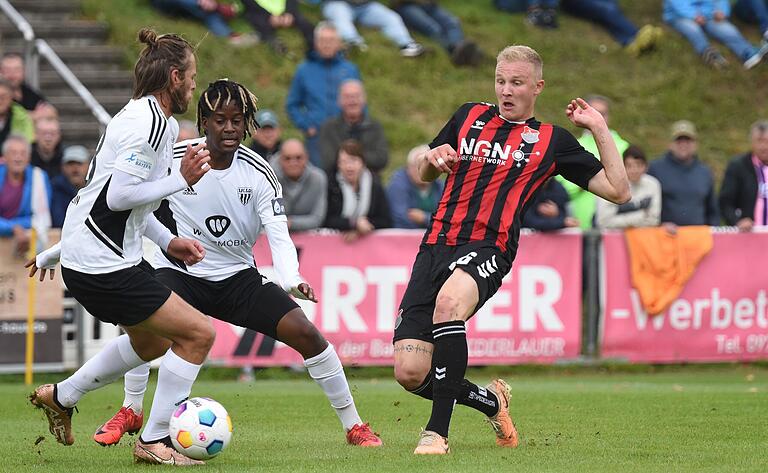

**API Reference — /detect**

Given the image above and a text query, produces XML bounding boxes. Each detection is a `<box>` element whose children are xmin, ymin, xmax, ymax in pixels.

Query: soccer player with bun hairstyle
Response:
<box><xmin>27</xmin><ymin>28</ymin><xmax>217</xmax><ymax>465</ymax></box>
<box><xmin>393</xmin><ymin>44</ymin><xmax>630</xmax><ymax>454</ymax></box>
<box><xmin>93</xmin><ymin>79</ymin><xmax>383</xmax><ymax>448</ymax></box>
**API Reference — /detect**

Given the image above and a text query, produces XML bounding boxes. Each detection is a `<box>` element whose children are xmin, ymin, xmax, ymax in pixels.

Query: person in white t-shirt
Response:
<box><xmin>26</xmin><ymin>29</ymin><xmax>216</xmax><ymax>466</ymax></box>
<box><xmin>92</xmin><ymin>79</ymin><xmax>383</xmax><ymax>448</ymax></box>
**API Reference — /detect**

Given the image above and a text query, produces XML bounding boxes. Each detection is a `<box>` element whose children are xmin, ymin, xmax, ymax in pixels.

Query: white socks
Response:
<box><xmin>56</xmin><ymin>334</ymin><xmax>145</xmax><ymax>408</ymax></box>
<box><xmin>140</xmin><ymin>348</ymin><xmax>202</xmax><ymax>442</ymax></box>
<box><xmin>123</xmin><ymin>363</ymin><xmax>151</xmax><ymax>414</ymax></box>
<box><xmin>303</xmin><ymin>343</ymin><xmax>362</xmax><ymax>431</ymax></box>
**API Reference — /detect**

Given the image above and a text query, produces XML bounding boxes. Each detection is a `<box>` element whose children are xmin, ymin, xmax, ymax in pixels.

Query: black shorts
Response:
<box><xmin>62</xmin><ymin>260</ymin><xmax>172</xmax><ymax>326</ymax></box>
<box><xmin>154</xmin><ymin>267</ymin><xmax>299</xmax><ymax>339</ymax></box>
<box><xmin>393</xmin><ymin>242</ymin><xmax>512</xmax><ymax>344</ymax></box>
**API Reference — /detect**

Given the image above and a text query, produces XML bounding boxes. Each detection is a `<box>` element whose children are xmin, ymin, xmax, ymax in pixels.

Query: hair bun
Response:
<box><xmin>138</xmin><ymin>28</ymin><xmax>158</xmax><ymax>47</ymax></box>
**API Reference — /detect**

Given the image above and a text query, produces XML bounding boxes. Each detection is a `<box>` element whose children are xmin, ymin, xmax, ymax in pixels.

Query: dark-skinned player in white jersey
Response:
<box><xmin>92</xmin><ymin>79</ymin><xmax>382</xmax><ymax>449</ymax></box>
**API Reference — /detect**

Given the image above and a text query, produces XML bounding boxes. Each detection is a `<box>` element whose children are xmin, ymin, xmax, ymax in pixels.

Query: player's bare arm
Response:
<box><xmin>167</xmin><ymin>238</ymin><xmax>206</xmax><ymax>266</ymax></box>
<box><xmin>419</xmin><ymin>144</ymin><xmax>458</xmax><ymax>182</ymax></box>
<box><xmin>566</xmin><ymin>98</ymin><xmax>630</xmax><ymax>204</ymax></box>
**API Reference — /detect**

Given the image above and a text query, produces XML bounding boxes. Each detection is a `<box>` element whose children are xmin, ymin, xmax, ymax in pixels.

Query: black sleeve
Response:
<box><xmin>552</xmin><ymin>126</ymin><xmax>604</xmax><ymax>190</ymax></box>
<box><xmin>429</xmin><ymin>103</ymin><xmax>472</xmax><ymax>150</ymax></box>
<box><xmin>367</xmin><ymin>179</ymin><xmax>392</xmax><ymax>229</ymax></box>
<box><xmin>718</xmin><ymin>159</ymin><xmax>741</xmax><ymax>225</ymax></box>
<box><xmin>323</xmin><ymin>175</ymin><xmax>354</xmax><ymax>231</ymax></box>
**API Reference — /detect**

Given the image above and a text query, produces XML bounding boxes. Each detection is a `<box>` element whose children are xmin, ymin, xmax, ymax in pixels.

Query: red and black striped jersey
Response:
<box><xmin>424</xmin><ymin>102</ymin><xmax>603</xmax><ymax>258</ymax></box>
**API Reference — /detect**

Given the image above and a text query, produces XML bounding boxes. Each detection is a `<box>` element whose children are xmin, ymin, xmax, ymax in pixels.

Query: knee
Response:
<box><xmin>190</xmin><ymin>318</ymin><xmax>216</xmax><ymax>352</ymax></box>
<box><xmin>433</xmin><ymin>292</ymin><xmax>461</xmax><ymax>323</ymax></box>
<box><xmin>292</xmin><ymin>321</ymin><xmax>327</xmax><ymax>358</ymax></box>
<box><xmin>393</xmin><ymin>358</ymin><xmax>430</xmax><ymax>391</ymax></box>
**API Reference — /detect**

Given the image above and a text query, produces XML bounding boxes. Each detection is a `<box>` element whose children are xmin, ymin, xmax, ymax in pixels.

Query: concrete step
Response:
<box><xmin>0</xmin><ymin>19</ymin><xmax>108</xmax><ymax>41</ymax></box>
<box><xmin>39</xmin><ymin>70</ymin><xmax>133</xmax><ymax>91</ymax></box>
<box><xmin>8</xmin><ymin>0</ymin><xmax>78</xmax><ymax>14</ymax></box>
<box><xmin>2</xmin><ymin>43</ymin><xmax>125</xmax><ymax>66</ymax></box>
<box><xmin>60</xmin><ymin>120</ymin><xmax>102</xmax><ymax>147</ymax></box>
<box><xmin>47</xmin><ymin>95</ymin><xmax>126</xmax><ymax>117</ymax></box>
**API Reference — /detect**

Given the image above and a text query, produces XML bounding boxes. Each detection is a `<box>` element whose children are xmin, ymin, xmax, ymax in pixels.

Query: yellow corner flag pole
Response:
<box><xmin>25</xmin><ymin>228</ymin><xmax>37</xmax><ymax>386</ymax></box>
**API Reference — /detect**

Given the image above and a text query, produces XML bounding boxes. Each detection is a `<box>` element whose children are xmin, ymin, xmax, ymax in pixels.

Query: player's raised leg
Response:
<box><xmin>276</xmin><ymin>308</ymin><xmax>383</xmax><ymax>447</ymax></box>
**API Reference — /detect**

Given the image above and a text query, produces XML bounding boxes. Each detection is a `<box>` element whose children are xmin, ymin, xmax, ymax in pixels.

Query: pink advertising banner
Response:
<box><xmin>208</xmin><ymin>230</ymin><xmax>584</xmax><ymax>367</ymax></box>
<box><xmin>601</xmin><ymin>230</ymin><xmax>768</xmax><ymax>363</ymax></box>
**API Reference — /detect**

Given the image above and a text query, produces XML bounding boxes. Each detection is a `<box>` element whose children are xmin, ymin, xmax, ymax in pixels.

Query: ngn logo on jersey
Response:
<box><xmin>205</xmin><ymin>215</ymin><xmax>231</xmax><ymax>237</ymax></box>
<box><xmin>238</xmin><ymin>187</ymin><xmax>252</xmax><ymax>205</ymax></box>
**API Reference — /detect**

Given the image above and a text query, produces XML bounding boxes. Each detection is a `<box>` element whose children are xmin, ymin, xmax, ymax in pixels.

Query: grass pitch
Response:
<box><xmin>5</xmin><ymin>367</ymin><xmax>767</xmax><ymax>472</ymax></box>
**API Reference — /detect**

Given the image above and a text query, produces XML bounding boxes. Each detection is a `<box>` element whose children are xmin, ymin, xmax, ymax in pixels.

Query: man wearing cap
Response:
<box><xmin>648</xmin><ymin>120</ymin><xmax>719</xmax><ymax>230</ymax></box>
<box><xmin>50</xmin><ymin>145</ymin><xmax>89</xmax><ymax>228</ymax></box>
<box><xmin>249</xmin><ymin>109</ymin><xmax>283</xmax><ymax>161</ymax></box>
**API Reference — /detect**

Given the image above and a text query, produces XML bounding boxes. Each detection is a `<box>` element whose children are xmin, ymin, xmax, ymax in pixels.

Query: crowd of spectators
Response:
<box><xmin>2</xmin><ymin>2</ymin><xmax>767</xmax><ymax>258</ymax></box>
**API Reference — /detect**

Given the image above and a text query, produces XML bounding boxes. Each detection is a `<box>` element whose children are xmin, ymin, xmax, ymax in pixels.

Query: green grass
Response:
<box><xmin>78</xmin><ymin>1</ymin><xmax>768</xmax><ymax>181</ymax></box>
<box><xmin>7</xmin><ymin>367</ymin><xmax>768</xmax><ymax>472</ymax></box>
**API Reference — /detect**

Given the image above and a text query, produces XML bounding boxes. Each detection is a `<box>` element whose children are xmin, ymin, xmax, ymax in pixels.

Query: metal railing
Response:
<box><xmin>0</xmin><ymin>0</ymin><xmax>111</xmax><ymax>129</ymax></box>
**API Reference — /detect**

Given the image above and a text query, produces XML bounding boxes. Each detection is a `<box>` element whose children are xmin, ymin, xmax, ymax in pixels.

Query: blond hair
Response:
<box><xmin>407</xmin><ymin>144</ymin><xmax>430</xmax><ymax>167</ymax></box>
<box><xmin>496</xmin><ymin>45</ymin><xmax>543</xmax><ymax>80</ymax></box>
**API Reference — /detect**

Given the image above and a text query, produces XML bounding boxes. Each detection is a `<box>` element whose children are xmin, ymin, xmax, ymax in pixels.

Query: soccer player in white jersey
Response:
<box><xmin>92</xmin><ymin>79</ymin><xmax>383</xmax><ymax>448</ymax></box>
<box><xmin>26</xmin><ymin>29</ymin><xmax>218</xmax><ymax>466</ymax></box>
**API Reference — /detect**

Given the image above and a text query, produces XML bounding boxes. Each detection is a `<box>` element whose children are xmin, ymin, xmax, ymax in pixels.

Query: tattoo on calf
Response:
<box><xmin>394</xmin><ymin>344</ymin><xmax>433</xmax><ymax>356</ymax></box>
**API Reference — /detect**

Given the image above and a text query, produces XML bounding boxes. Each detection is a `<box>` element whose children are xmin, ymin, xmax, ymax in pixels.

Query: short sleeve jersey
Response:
<box><xmin>61</xmin><ymin>96</ymin><xmax>178</xmax><ymax>273</ymax></box>
<box><xmin>424</xmin><ymin>102</ymin><xmax>603</xmax><ymax>259</ymax></box>
<box><xmin>153</xmin><ymin>139</ymin><xmax>286</xmax><ymax>281</ymax></box>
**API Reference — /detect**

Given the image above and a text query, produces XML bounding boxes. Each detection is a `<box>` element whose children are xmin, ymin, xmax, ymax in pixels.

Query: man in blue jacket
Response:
<box><xmin>286</xmin><ymin>22</ymin><xmax>361</xmax><ymax>166</ymax></box>
<box><xmin>0</xmin><ymin>134</ymin><xmax>51</xmax><ymax>255</ymax></box>
<box><xmin>387</xmin><ymin>144</ymin><xmax>443</xmax><ymax>229</ymax></box>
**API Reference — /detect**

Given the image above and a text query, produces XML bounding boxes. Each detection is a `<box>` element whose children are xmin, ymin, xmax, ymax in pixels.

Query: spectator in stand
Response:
<box><xmin>391</xmin><ymin>1</ymin><xmax>484</xmax><ymax>66</ymax></box>
<box><xmin>0</xmin><ymin>79</ymin><xmax>34</xmax><ymax>151</ymax></box>
<box><xmin>596</xmin><ymin>145</ymin><xmax>661</xmax><ymax>229</ymax></box>
<box><xmin>249</xmin><ymin>109</ymin><xmax>282</xmax><ymax>160</ymax></box>
<box><xmin>648</xmin><ymin>120</ymin><xmax>719</xmax><ymax>230</ymax></box>
<box><xmin>32</xmin><ymin>102</ymin><xmax>59</xmax><ymax>123</ymax></box>
<box><xmin>286</xmin><ymin>22</ymin><xmax>360</xmax><ymax>166</ymax></box>
<box><xmin>386</xmin><ymin>144</ymin><xmax>443</xmax><ymax>229</ymax></box>
<box><xmin>324</xmin><ymin>139</ymin><xmax>391</xmax><ymax>241</ymax></box>
<box><xmin>0</xmin><ymin>53</ymin><xmax>46</xmax><ymax>112</ymax></box>
<box><xmin>271</xmin><ymin>138</ymin><xmax>328</xmax><ymax>231</ymax></box>
<box><xmin>319</xmin><ymin>0</ymin><xmax>425</xmax><ymax>56</ymax></box>
<box><xmin>177</xmin><ymin>119</ymin><xmax>198</xmax><ymax>142</ymax></box>
<box><xmin>663</xmin><ymin>0</ymin><xmax>768</xmax><ymax>69</ymax></box>
<box><xmin>241</xmin><ymin>0</ymin><xmax>315</xmax><ymax>54</ymax></box>
<box><xmin>31</xmin><ymin>118</ymin><xmax>64</xmax><ymax>179</ymax></box>
<box><xmin>494</xmin><ymin>1</ymin><xmax>662</xmax><ymax>55</ymax></box>
<box><xmin>521</xmin><ymin>177</ymin><xmax>578</xmax><ymax>231</ymax></box>
<box><xmin>50</xmin><ymin>145</ymin><xmax>90</xmax><ymax>229</ymax></box>
<box><xmin>0</xmin><ymin>134</ymin><xmax>51</xmax><ymax>255</ymax></box>
<box><xmin>319</xmin><ymin>79</ymin><xmax>388</xmax><ymax>174</ymax></box>
<box><xmin>733</xmin><ymin>0</ymin><xmax>768</xmax><ymax>43</ymax></box>
<box><xmin>150</xmin><ymin>0</ymin><xmax>259</xmax><ymax>46</ymax></box>
<box><xmin>556</xmin><ymin>95</ymin><xmax>629</xmax><ymax>230</ymax></box>
<box><xmin>719</xmin><ymin>120</ymin><xmax>768</xmax><ymax>232</ymax></box>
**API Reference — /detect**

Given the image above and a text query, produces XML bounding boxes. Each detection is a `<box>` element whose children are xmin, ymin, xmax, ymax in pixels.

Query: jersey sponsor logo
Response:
<box><xmin>192</xmin><ymin>228</ymin><xmax>202</xmax><ymax>236</ymax></box>
<box><xmin>183</xmin><ymin>186</ymin><xmax>197</xmax><ymax>195</ymax></box>
<box><xmin>125</xmin><ymin>153</ymin><xmax>152</xmax><ymax>170</ymax></box>
<box><xmin>205</xmin><ymin>215</ymin><xmax>231</xmax><ymax>237</ymax></box>
<box><xmin>238</xmin><ymin>187</ymin><xmax>253</xmax><ymax>205</ymax></box>
<box><xmin>272</xmin><ymin>198</ymin><xmax>285</xmax><ymax>216</ymax></box>
<box><xmin>458</xmin><ymin>137</ymin><xmax>538</xmax><ymax>167</ymax></box>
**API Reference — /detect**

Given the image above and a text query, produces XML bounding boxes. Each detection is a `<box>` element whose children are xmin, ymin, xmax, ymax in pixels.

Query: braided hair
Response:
<box><xmin>197</xmin><ymin>79</ymin><xmax>260</xmax><ymax>140</ymax></box>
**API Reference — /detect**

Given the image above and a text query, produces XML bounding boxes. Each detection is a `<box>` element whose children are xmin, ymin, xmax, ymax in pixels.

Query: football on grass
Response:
<box><xmin>169</xmin><ymin>397</ymin><xmax>233</xmax><ymax>460</ymax></box>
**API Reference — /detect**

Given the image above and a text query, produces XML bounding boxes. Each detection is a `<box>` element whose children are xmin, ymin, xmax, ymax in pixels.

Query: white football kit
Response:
<box><xmin>154</xmin><ymin>139</ymin><xmax>301</xmax><ymax>288</ymax></box>
<box><xmin>60</xmin><ymin>96</ymin><xmax>180</xmax><ymax>273</ymax></box>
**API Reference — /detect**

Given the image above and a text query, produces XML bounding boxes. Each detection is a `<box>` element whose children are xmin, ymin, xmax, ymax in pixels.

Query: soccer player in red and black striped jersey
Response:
<box><xmin>392</xmin><ymin>45</ymin><xmax>630</xmax><ymax>455</ymax></box>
